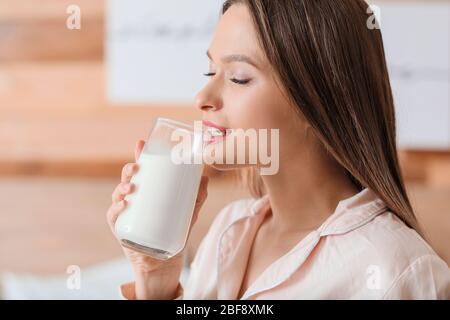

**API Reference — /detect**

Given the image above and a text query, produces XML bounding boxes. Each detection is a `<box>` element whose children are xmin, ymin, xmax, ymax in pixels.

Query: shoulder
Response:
<box><xmin>371</xmin><ymin>212</ymin><xmax>450</xmax><ymax>299</ymax></box>
<box><xmin>184</xmin><ymin>197</ymin><xmax>264</xmax><ymax>298</ymax></box>
<box><xmin>357</xmin><ymin>211</ymin><xmax>442</xmax><ymax>264</ymax></box>
<box><xmin>189</xmin><ymin>197</ymin><xmax>261</xmax><ymax>266</ymax></box>
<box><xmin>382</xmin><ymin>253</ymin><xmax>450</xmax><ymax>299</ymax></box>
<box><xmin>328</xmin><ymin>210</ymin><xmax>450</xmax><ymax>299</ymax></box>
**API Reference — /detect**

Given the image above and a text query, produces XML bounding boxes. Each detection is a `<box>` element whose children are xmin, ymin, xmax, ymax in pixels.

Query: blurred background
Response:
<box><xmin>0</xmin><ymin>0</ymin><xmax>448</xmax><ymax>299</ymax></box>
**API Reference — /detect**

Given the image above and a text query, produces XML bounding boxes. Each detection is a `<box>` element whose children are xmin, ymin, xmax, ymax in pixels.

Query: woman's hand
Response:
<box><xmin>106</xmin><ymin>139</ymin><xmax>209</xmax><ymax>299</ymax></box>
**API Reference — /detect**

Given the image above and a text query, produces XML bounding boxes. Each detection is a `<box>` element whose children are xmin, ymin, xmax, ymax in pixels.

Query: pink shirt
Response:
<box><xmin>120</xmin><ymin>188</ymin><xmax>450</xmax><ymax>299</ymax></box>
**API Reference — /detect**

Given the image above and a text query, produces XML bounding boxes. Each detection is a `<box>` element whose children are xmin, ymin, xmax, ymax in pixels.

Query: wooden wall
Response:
<box><xmin>1</xmin><ymin>0</ymin><xmax>449</xmax><ymax>183</ymax></box>
<box><xmin>0</xmin><ymin>0</ymin><xmax>202</xmax><ymax>177</ymax></box>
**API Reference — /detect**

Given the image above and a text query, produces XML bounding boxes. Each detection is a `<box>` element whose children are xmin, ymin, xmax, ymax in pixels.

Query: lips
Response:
<box><xmin>202</xmin><ymin>120</ymin><xmax>230</xmax><ymax>144</ymax></box>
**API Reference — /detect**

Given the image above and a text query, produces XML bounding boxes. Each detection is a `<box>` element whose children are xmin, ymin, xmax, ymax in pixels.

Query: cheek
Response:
<box><xmin>226</xmin><ymin>104</ymin><xmax>260</xmax><ymax>130</ymax></box>
<box><xmin>224</xmin><ymin>84</ymin><xmax>288</xmax><ymax>131</ymax></box>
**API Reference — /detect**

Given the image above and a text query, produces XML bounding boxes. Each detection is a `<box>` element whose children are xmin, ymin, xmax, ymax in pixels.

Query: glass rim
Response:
<box><xmin>155</xmin><ymin>117</ymin><xmax>194</xmax><ymax>133</ymax></box>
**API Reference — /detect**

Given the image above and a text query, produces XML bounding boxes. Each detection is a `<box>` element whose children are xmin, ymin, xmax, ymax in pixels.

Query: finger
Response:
<box><xmin>121</xmin><ymin>163</ymin><xmax>138</xmax><ymax>183</ymax></box>
<box><xmin>106</xmin><ymin>200</ymin><xmax>127</xmax><ymax>231</ymax></box>
<box><xmin>135</xmin><ymin>140</ymin><xmax>145</xmax><ymax>162</ymax></box>
<box><xmin>112</xmin><ymin>182</ymin><xmax>134</xmax><ymax>203</ymax></box>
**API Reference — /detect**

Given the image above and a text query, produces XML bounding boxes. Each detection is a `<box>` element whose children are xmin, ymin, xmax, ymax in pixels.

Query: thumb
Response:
<box><xmin>134</xmin><ymin>140</ymin><xmax>145</xmax><ymax>161</ymax></box>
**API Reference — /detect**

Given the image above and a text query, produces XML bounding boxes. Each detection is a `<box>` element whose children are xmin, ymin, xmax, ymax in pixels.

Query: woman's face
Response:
<box><xmin>195</xmin><ymin>4</ymin><xmax>306</xmax><ymax>171</ymax></box>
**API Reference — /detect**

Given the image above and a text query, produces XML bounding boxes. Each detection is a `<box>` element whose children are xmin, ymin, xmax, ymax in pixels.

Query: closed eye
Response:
<box><xmin>230</xmin><ymin>78</ymin><xmax>251</xmax><ymax>85</ymax></box>
<box><xmin>203</xmin><ymin>72</ymin><xmax>251</xmax><ymax>85</ymax></box>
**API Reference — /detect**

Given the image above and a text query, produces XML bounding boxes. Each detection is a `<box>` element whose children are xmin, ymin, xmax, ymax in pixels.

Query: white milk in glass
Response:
<box><xmin>114</xmin><ymin>118</ymin><xmax>204</xmax><ymax>260</ymax></box>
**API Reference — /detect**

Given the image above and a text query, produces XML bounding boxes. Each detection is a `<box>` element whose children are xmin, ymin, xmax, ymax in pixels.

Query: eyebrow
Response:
<box><xmin>206</xmin><ymin>50</ymin><xmax>260</xmax><ymax>69</ymax></box>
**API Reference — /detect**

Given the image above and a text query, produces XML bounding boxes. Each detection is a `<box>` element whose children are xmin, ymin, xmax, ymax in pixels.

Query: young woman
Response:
<box><xmin>107</xmin><ymin>0</ymin><xmax>449</xmax><ymax>299</ymax></box>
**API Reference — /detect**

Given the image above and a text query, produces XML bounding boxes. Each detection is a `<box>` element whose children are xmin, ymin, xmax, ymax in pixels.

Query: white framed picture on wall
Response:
<box><xmin>106</xmin><ymin>0</ymin><xmax>223</xmax><ymax>104</ymax></box>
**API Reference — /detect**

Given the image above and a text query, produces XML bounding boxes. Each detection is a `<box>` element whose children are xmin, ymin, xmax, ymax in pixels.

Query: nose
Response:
<box><xmin>194</xmin><ymin>81</ymin><xmax>223</xmax><ymax>113</ymax></box>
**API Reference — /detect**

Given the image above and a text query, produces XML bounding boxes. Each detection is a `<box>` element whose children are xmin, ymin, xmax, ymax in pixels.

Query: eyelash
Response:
<box><xmin>203</xmin><ymin>72</ymin><xmax>251</xmax><ymax>85</ymax></box>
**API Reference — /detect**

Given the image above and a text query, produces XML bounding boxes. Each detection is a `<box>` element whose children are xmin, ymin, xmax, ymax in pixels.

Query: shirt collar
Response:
<box><xmin>247</xmin><ymin>187</ymin><xmax>387</xmax><ymax>236</ymax></box>
<box><xmin>319</xmin><ymin>188</ymin><xmax>387</xmax><ymax>236</ymax></box>
<box><xmin>217</xmin><ymin>188</ymin><xmax>388</xmax><ymax>299</ymax></box>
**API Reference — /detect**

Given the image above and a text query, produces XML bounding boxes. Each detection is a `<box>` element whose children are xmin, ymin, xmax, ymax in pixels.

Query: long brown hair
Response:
<box><xmin>223</xmin><ymin>0</ymin><xmax>421</xmax><ymax>233</ymax></box>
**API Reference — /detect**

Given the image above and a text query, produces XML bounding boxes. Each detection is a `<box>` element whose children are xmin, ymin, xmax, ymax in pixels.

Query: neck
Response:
<box><xmin>260</xmin><ymin>140</ymin><xmax>359</xmax><ymax>234</ymax></box>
